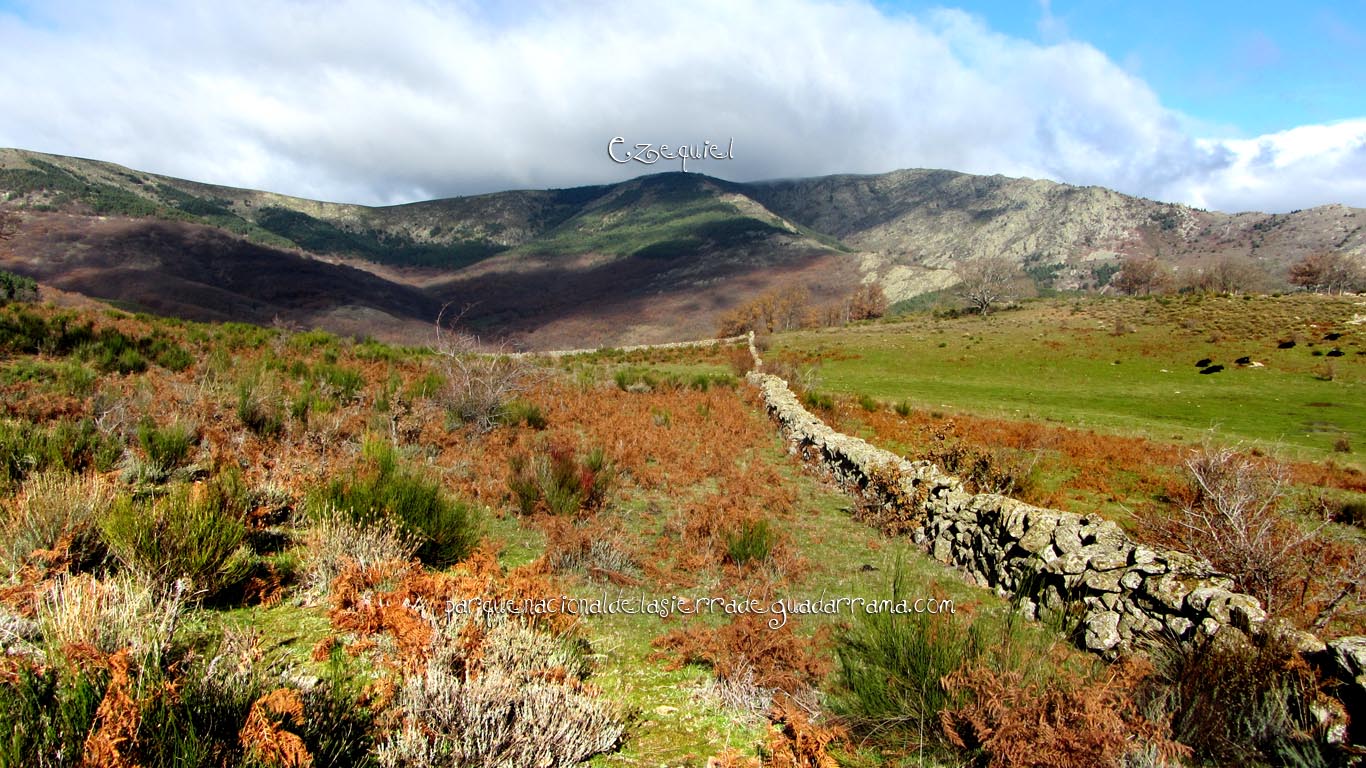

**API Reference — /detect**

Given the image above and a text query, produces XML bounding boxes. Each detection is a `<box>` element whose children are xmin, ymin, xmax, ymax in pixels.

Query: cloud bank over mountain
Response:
<box><xmin>1</xmin><ymin>0</ymin><xmax>1362</xmax><ymax>212</ymax></box>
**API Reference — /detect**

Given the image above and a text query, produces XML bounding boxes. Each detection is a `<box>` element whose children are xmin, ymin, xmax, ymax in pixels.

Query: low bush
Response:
<box><xmin>2</xmin><ymin>470</ymin><xmax>111</xmax><ymax>576</ymax></box>
<box><xmin>311</xmin><ymin>438</ymin><xmax>481</xmax><ymax>568</ymax></box>
<box><xmin>301</xmin><ymin>508</ymin><xmax>418</xmax><ymax>600</ymax></box>
<box><xmin>0</xmin><ymin>662</ymin><xmax>106</xmax><ymax>767</ymax></box>
<box><xmin>802</xmin><ymin>390</ymin><xmax>834</xmax><ymax>412</ymax></box>
<box><xmin>0</xmin><ymin>418</ymin><xmax>122</xmax><ymax>489</ymax></box>
<box><xmin>498</xmin><ymin>398</ymin><xmax>548</xmax><ymax>429</ymax></box>
<box><xmin>723</xmin><ymin>518</ymin><xmax>777</xmax><ymax>566</ymax></box>
<box><xmin>36</xmin><ymin>572</ymin><xmax>191</xmax><ymax>664</ymax></box>
<box><xmin>99</xmin><ymin>476</ymin><xmax>251</xmax><ymax>600</ymax></box>
<box><xmin>236</xmin><ymin>380</ymin><xmax>286</xmax><ymax>438</ymax></box>
<box><xmin>133</xmin><ymin>417</ymin><xmax>197</xmax><ymax>480</ymax></box>
<box><xmin>828</xmin><ymin>567</ymin><xmax>982</xmax><ymax>751</ymax></box>
<box><xmin>507</xmin><ymin>443</ymin><xmax>614</xmax><ymax>517</ymax></box>
<box><xmin>1140</xmin><ymin>625</ymin><xmax>1336</xmax><ymax>765</ymax></box>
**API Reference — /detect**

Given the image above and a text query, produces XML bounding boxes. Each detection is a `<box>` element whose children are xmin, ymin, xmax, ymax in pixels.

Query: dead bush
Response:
<box><xmin>941</xmin><ymin>658</ymin><xmax>1186</xmax><ymax>768</ymax></box>
<box><xmin>376</xmin><ymin>664</ymin><xmax>621</xmax><ymax>768</ymax></box>
<box><xmin>1169</xmin><ymin>445</ymin><xmax>1317</xmax><ymax>616</ymax></box>
<box><xmin>432</xmin><ymin>308</ymin><xmax>540</xmax><ymax>433</ymax></box>
<box><xmin>854</xmin><ymin>463</ymin><xmax>926</xmax><ymax>536</ymax></box>
<box><xmin>652</xmin><ymin>613</ymin><xmax>830</xmax><ymax>703</ymax></box>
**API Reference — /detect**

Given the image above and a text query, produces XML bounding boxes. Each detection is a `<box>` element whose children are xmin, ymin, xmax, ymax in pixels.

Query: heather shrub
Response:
<box><xmin>311</xmin><ymin>438</ymin><xmax>481</xmax><ymax>568</ymax></box>
<box><xmin>378</xmin><ymin>667</ymin><xmax>622</xmax><ymax>768</ymax></box>
<box><xmin>301</xmin><ymin>508</ymin><xmax>418</xmax><ymax>600</ymax></box>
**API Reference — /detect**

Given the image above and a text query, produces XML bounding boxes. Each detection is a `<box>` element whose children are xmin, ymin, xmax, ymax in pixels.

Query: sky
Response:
<box><xmin>0</xmin><ymin>0</ymin><xmax>1363</xmax><ymax>213</ymax></box>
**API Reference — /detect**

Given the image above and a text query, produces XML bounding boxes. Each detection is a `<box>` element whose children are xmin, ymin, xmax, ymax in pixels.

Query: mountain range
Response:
<box><xmin>1</xmin><ymin>148</ymin><xmax>1361</xmax><ymax>348</ymax></box>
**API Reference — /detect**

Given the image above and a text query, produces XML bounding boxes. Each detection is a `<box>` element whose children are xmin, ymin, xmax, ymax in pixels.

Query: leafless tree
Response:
<box><xmin>1288</xmin><ymin>251</ymin><xmax>1364</xmax><ymax>295</ymax></box>
<box><xmin>1182</xmin><ymin>255</ymin><xmax>1268</xmax><ymax>294</ymax></box>
<box><xmin>1175</xmin><ymin>445</ymin><xmax>1321</xmax><ymax>614</ymax></box>
<box><xmin>953</xmin><ymin>255</ymin><xmax>1026</xmax><ymax>315</ymax></box>
<box><xmin>432</xmin><ymin>304</ymin><xmax>540</xmax><ymax>433</ymax></box>
<box><xmin>1111</xmin><ymin>255</ymin><xmax>1170</xmax><ymax>295</ymax></box>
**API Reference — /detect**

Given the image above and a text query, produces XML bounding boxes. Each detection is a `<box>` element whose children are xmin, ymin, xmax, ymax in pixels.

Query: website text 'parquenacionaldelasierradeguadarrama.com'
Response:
<box><xmin>369</xmin><ymin>593</ymin><xmax>956</xmax><ymax>630</ymax></box>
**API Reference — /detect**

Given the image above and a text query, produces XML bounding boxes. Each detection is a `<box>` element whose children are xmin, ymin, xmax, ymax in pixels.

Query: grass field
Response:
<box><xmin>774</xmin><ymin>293</ymin><xmax>1366</xmax><ymax>465</ymax></box>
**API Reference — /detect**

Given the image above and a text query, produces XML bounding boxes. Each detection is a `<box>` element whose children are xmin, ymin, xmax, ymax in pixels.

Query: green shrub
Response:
<box><xmin>0</xmin><ymin>663</ymin><xmax>106</xmax><ymax>768</ymax></box>
<box><xmin>724</xmin><ymin>518</ymin><xmax>777</xmax><ymax>565</ymax></box>
<box><xmin>893</xmin><ymin>400</ymin><xmax>912</xmax><ymax>417</ymax></box>
<box><xmin>829</xmin><ymin>566</ymin><xmax>982</xmax><ymax>748</ymax></box>
<box><xmin>0</xmin><ymin>269</ymin><xmax>39</xmax><ymax>304</ymax></box>
<box><xmin>858</xmin><ymin>393</ymin><xmax>879</xmax><ymax>412</ymax></box>
<box><xmin>499</xmin><ymin>399</ymin><xmax>548</xmax><ymax>429</ymax></box>
<box><xmin>134</xmin><ymin>418</ymin><xmax>197</xmax><ymax>479</ymax></box>
<box><xmin>803</xmin><ymin>390</ymin><xmax>835</xmax><ymax>412</ymax></box>
<box><xmin>507</xmin><ymin>444</ymin><xmax>614</xmax><ymax>517</ymax></box>
<box><xmin>236</xmin><ymin>381</ymin><xmax>285</xmax><ymax>438</ymax></box>
<box><xmin>314</xmin><ymin>362</ymin><xmax>364</xmax><ymax>402</ymax></box>
<box><xmin>3</xmin><ymin>471</ymin><xmax>111</xmax><ymax>576</ymax></box>
<box><xmin>99</xmin><ymin>477</ymin><xmax>250</xmax><ymax>599</ymax></box>
<box><xmin>0</xmin><ymin>418</ymin><xmax>122</xmax><ymax>488</ymax></box>
<box><xmin>311</xmin><ymin>439</ymin><xmax>480</xmax><ymax>568</ymax></box>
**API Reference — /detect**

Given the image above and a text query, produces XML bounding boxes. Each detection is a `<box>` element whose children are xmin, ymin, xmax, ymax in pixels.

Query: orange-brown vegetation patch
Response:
<box><xmin>941</xmin><ymin>658</ymin><xmax>1189</xmax><ymax>768</ymax></box>
<box><xmin>651</xmin><ymin>613</ymin><xmax>831</xmax><ymax>697</ymax></box>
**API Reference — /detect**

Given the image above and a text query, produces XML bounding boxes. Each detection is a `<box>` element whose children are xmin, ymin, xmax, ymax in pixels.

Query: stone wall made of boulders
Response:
<box><xmin>747</xmin><ymin>369</ymin><xmax>1275</xmax><ymax>657</ymax></box>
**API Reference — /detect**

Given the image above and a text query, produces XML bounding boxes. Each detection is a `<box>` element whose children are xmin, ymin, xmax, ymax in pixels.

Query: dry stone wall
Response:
<box><xmin>746</xmin><ymin>370</ymin><xmax>1271</xmax><ymax>657</ymax></box>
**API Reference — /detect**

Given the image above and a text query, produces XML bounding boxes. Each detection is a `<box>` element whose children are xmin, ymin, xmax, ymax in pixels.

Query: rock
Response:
<box><xmin>1081</xmin><ymin>568</ymin><xmax>1124</xmax><ymax>593</ymax></box>
<box><xmin>1053</xmin><ymin>523</ymin><xmax>1083</xmax><ymax>554</ymax></box>
<box><xmin>654</xmin><ymin>705</ymin><xmax>678</xmax><ymax>716</ymax></box>
<box><xmin>1120</xmin><ymin>570</ymin><xmax>1144</xmax><ymax>591</ymax></box>
<box><xmin>1130</xmin><ymin>546</ymin><xmax>1159</xmax><ymax>566</ymax></box>
<box><xmin>1083</xmin><ymin>611</ymin><xmax>1122</xmax><ymax>652</ymax></box>
<box><xmin>1144</xmin><ymin>574</ymin><xmax>1192</xmax><ymax>612</ymax></box>
<box><xmin>1329</xmin><ymin>637</ymin><xmax>1366</xmax><ymax>681</ymax></box>
<box><xmin>1088</xmin><ymin>547</ymin><xmax>1129</xmax><ymax>572</ymax></box>
<box><xmin>1017</xmin><ymin>524</ymin><xmax>1056</xmax><ymax>555</ymax></box>
<box><xmin>1165</xmin><ymin>615</ymin><xmax>1194</xmax><ymax>638</ymax></box>
<box><xmin>1184</xmin><ymin>586</ymin><xmax>1225</xmax><ymax>613</ymax></box>
<box><xmin>1290</xmin><ymin>630</ymin><xmax>1326</xmax><ymax>656</ymax></box>
<box><xmin>1225</xmin><ymin>594</ymin><xmax>1266</xmax><ymax>630</ymax></box>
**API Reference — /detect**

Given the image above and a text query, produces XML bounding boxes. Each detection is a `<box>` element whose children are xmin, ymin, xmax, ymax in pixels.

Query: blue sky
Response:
<box><xmin>884</xmin><ymin>1</ymin><xmax>1365</xmax><ymax>136</ymax></box>
<box><xmin>0</xmin><ymin>0</ymin><xmax>1363</xmax><ymax>212</ymax></box>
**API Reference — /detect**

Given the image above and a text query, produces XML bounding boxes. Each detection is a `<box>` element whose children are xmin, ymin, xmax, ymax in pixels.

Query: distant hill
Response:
<box><xmin>1</xmin><ymin>148</ymin><xmax>1361</xmax><ymax>348</ymax></box>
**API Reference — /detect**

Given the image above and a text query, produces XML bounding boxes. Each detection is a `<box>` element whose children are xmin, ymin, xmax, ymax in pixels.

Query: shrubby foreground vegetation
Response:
<box><xmin>0</xmin><ymin>276</ymin><xmax>1364</xmax><ymax>766</ymax></box>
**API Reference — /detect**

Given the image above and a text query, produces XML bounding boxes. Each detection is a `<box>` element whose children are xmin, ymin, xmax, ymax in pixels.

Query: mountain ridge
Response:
<box><xmin>1</xmin><ymin>147</ymin><xmax>1362</xmax><ymax>348</ymax></box>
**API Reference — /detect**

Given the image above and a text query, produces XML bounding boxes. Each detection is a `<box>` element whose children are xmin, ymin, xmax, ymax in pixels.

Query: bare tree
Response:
<box><xmin>1174</xmin><ymin>445</ymin><xmax>1320</xmax><ymax>615</ymax></box>
<box><xmin>432</xmin><ymin>305</ymin><xmax>540</xmax><ymax>433</ymax></box>
<box><xmin>1182</xmin><ymin>255</ymin><xmax>1268</xmax><ymax>294</ymax></box>
<box><xmin>0</xmin><ymin>209</ymin><xmax>18</xmax><ymax>242</ymax></box>
<box><xmin>1111</xmin><ymin>255</ymin><xmax>1170</xmax><ymax>295</ymax></box>
<box><xmin>1288</xmin><ymin>251</ymin><xmax>1364</xmax><ymax>294</ymax></box>
<box><xmin>953</xmin><ymin>255</ymin><xmax>1026</xmax><ymax>315</ymax></box>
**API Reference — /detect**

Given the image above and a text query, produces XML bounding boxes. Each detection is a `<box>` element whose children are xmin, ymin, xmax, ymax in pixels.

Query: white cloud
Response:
<box><xmin>0</xmin><ymin>0</ymin><xmax>1361</xmax><ymax>213</ymax></box>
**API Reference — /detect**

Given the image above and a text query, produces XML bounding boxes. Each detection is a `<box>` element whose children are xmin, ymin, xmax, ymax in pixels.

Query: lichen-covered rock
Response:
<box><xmin>1084</xmin><ymin>611</ymin><xmax>1122</xmax><ymax>652</ymax></box>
